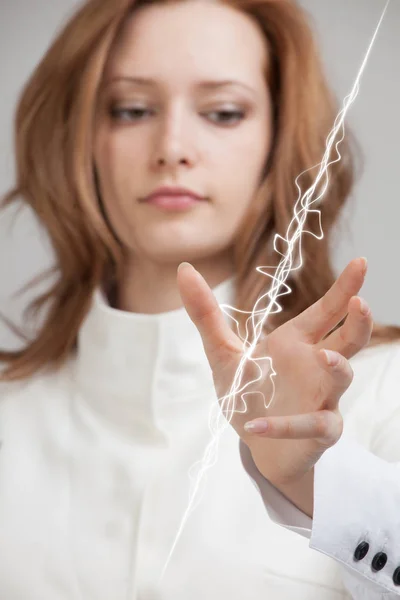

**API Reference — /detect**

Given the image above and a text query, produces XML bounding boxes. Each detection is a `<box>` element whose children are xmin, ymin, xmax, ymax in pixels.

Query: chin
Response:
<box><xmin>150</xmin><ymin>247</ymin><xmax>211</xmax><ymax>264</ymax></box>
<box><xmin>138</xmin><ymin>241</ymin><xmax>220</xmax><ymax>265</ymax></box>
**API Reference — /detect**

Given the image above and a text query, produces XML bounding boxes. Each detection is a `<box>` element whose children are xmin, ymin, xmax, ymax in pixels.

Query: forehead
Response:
<box><xmin>104</xmin><ymin>2</ymin><xmax>269</xmax><ymax>87</ymax></box>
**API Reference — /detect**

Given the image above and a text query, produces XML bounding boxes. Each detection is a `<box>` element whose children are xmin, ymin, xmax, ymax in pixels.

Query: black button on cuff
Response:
<box><xmin>372</xmin><ymin>552</ymin><xmax>388</xmax><ymax>572</ymax></box>
<box><xmin>354</xmin><ymin>542</ymin><xmax>369</xmax><ymax>561</ymax></box>
<box><xmin>393</xmin><ymin>567</ymin><xmax>400</xmax><ymax>585</ymax></box>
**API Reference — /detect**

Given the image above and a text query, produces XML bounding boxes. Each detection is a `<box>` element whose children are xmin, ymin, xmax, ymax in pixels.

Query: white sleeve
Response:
<box><xmin>240</xmin><ymin>436</ymin><xmax>400</xmax><ymax>598</ymax></box>
<box><xmin>239</xmin><ymin>344</ymin><xmax>400</xmax><ymax>599</ymax></box>
<box><xmin>239</xmin><ymin>438</ymin><xmax>313</xmax><ymax>537</ymax></box>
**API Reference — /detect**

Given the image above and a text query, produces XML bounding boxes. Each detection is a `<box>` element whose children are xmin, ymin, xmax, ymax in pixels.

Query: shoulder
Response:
<box><xmin>340</xmin><ymin>341</ymin><xmax>400</xmax><ymax>431</ymax></box>
<box><xmin>350</xmin><ymin>340</ymin><xmax>400</xmax><ymax>389</ymax></box>
<box><xmin>351</xmin><ymin>339</ymin><xmax>400</xmax><ymax>369</ymax></box>
<box><xmin>0</xmin><ymin>361</ymin><xmax>72</xmax><ymax>424</ymax></box>
<box><xmin>350</xmin><ymin>342</ymin><xmax>400</xmax><ymax>460</ymax></box>
<box><xmin>339</xmin><ymin>341</ymin><xmax>400</xmax><ymax>415</ymax></box>
<box><xmin>0</xmin><ymin>368</ymin><xmax>55</xmax><ymax>400</ymax></box>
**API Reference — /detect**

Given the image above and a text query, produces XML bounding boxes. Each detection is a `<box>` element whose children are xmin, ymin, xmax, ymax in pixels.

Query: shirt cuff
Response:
<box><xmin>239</xmin><ymin>434</ymin><xmax>400</xmax><ymax>596</ymax></box>
<box><xmin>238</xmin><ymin>439</ymin><xmax>312</xmax><ymax>538</ymax></box>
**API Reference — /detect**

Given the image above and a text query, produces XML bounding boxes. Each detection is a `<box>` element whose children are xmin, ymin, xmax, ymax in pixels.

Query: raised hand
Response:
<box><xmin>177</xmin><ymin>258</ymin><xmax>372</xmax><ymax>500</ymax></box>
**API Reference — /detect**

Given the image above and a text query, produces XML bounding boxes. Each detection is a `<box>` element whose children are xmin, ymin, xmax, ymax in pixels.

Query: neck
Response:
<box><xmin>114</xmin><ymin>250</ymin><xmax>235</xmax><ymax>314</ymax></box>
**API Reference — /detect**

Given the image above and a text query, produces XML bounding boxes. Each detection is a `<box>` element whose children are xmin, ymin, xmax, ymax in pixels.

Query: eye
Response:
<box><xmin>205</xmin><ymin>109</ymin><xmax>246</xmax><ymax>125</ymax></box>
<box><xmin>109</xmin><ymin>106</ymin><xmax>246</xmax><ymax>125</ymax></box>
<box><xmin>110</xmin><ymin>107</ymin><xmax>153</xmax><ymax>122</ymax></box>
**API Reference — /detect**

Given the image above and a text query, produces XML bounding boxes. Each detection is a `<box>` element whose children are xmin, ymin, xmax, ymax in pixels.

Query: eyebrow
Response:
<box><xmin>104</xmin><ymin>76</ymin><xmax>257</xmax><ymax>95</ymax></box>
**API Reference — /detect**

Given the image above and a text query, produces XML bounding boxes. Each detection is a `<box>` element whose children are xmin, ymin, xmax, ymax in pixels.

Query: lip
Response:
<box><xmin>142</xmin><ymin>186</ymin><xmax>205</xmax><ymax>201</ymax></box>
<box><xmin>141</xmin><ymin>186</ymin><xmax>206</xmax><ymax>211</ymax></box>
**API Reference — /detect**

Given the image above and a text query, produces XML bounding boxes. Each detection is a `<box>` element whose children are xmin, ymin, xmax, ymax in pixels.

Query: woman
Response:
<box><xmin>0</xmin><ymin>0</ymin><xmax>399</xmax><ymax>598</ymax></box>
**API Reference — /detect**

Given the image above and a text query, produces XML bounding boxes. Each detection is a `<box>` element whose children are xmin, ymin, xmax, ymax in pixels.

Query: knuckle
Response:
<box><xmin>335</xmin><ymin>413</ymin><xmax>344</xmax><ymax>438</ymax></box>
<box><xmin>315</xmin><ymin>411</ymin><xmax>343</xmax><ymax>445</ymax></box>
<box><xmin>329</xmin><ymin>414</ymin><xmax>343</xmax><ymax>445</ymax></box>
<box><xmin>338</xmin><ymin>359</ymin><xmax>353</xmax><ymax>386</ymax></box>
<box><xmin>346</xmin><ymin>362</ymin><xmax>354</xmax><ymax>384</ymax></box>
<box><xmin>331</xmin><ymin>356</ymin><xmax>353</xmax><ymax>385</ymax></box>
<box><xmin>284</xmin><ymin>419</ymin><xmax>294</xmax><ymax>438</ymax></box>
<box><xmin>344</xmin><ymin>339</ymin><xmax>361</xmax><ymax>356</ymax></box>
<box><xmin>314</xmin><ymin>412</ymin><xmax>330</xmax><ymax>437</ymax></box>
<box><xmin>339</xmin><ymin>322</ymin><xmax>370</xmax><ymax>357</ymax></box>
<box><xmin>321</xmin><ymin>296</ymin><xmax>339</xmax><ymax>321</ymax></box>
<box><xmin>196</xmin><ymin>305</ymin><xmax>218</xmax><ymax>327</ymax></box>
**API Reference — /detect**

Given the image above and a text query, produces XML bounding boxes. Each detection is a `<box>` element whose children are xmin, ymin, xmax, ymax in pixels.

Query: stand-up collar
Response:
<box><xmin>72</xmin><ymin>276</ymin><xmax>236</xmax><ymax>438</ymax></box>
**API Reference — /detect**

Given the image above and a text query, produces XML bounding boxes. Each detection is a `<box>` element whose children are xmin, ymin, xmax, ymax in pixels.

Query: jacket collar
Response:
<box><xmin>72</xmin><ymin>276</ymin><xmax>236</xmax><ymax>439</ymax></box>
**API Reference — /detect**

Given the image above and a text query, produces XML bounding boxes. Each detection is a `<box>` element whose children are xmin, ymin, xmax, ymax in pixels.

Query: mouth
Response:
<box><xmin>140</xmin><ymin>186</ymin><xmax>207</xmax><ymax>211</ymax></box>
<box><xmin>143</xmin><ymin>194</ymin><xmax>204</xmax><ymax>210</ymax></box>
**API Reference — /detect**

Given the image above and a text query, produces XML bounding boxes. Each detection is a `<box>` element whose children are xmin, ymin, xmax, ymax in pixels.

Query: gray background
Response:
<box><xmin>0</xmin><ymin>0</ymin><xmax>399</xmax><ymax>349</ymax></box>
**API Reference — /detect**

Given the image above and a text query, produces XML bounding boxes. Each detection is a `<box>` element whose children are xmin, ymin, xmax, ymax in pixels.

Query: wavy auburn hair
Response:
<box><xmin>1</xmin><ymin>0</ymin><xmax>399</xmax><ymax>381</ymax></box>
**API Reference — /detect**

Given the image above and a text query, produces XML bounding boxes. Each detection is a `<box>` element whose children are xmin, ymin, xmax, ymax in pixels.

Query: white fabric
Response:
<box><xmin>240</xmin><ymin>342</ymin><xmax>400</xmax><ymax>599</ymax></box>
<box><xmin>0</xmin><ymin>276</ymin><xmax>399</xmax><ymax>599</ymax></box>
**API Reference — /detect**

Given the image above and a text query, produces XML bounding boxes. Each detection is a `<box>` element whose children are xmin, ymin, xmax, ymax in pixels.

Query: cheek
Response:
<box><xmin>95</xmin><ymin>140</ymin><xmax>139</xmax><ymax>215</ymax></box>
<box><xmin>211</xmin><ymin>138</ymin><xmax>270</xmax><ymax>234</ymax></box>
<box><xmin>224</xmin><ymin>119</ymin><xmax>272</xmax><ymax>178</ymax></box>
<box><xmin>96</xmin><ymin>128</ymin><xmax>144</xmax><ymax>178</ymax></box>
<box><xmin>217</xmin><ymin>139</ymin><xmax>269</xmax><ymax>209</ymax></box>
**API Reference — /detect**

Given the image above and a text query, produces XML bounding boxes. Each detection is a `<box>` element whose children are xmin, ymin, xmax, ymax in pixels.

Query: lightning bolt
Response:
<box><xmin>161</xmin><ymin>0</ymin><xmax>391</xmax><ymax>579</ymax></box>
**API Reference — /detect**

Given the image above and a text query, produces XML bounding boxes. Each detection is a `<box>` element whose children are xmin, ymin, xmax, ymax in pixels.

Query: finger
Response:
<box><xmin>244</xmin><ymin>409</ymin><xmax>343</xmax><ymax>445</ymax></box>
<box><xmin>177</xmin><ymin>263</ymin><xmax>242</xmax><ymax>361</ymax></box>
<box><xmin>317</xmin><ymin>348</ymin><xmax>354</xmax><ymax>410</ymax></box>
<box><xmin>317</xmin><ymin>296</ymin><xmax>373</xmax><ymax>359</ymax></box>
<box><xmin>292</xmin><ymin>257</ymin><xmax>367</xmax><ymax>343</ymax></box>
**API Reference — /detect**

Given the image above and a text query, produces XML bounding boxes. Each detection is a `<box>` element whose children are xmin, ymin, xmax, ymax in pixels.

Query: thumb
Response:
<box><xmin>177</xmin><ymin>263</ymin><xmax>242</xmax><ymax>362</ymax></box>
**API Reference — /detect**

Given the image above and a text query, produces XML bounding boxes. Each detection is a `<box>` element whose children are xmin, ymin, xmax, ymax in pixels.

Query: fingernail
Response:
<box><xmin>359</xmin><ymin>297</ymin><xmax>370</xmax><ymax>316</ymax></box>
<box><xmin>244</xmin><ymin>420</ymin><xmax>268</xmax><ymax>434</ymax></box>
<box><xmin>360</xmin><ymin>257</ymin><xmax>368</xmax><ymax>275</ymax></box>
<box><xmin>178</xmin><ymin>262</ymin><xmax>192</xmax><ymax>273</ymax></box>
<box><xmin>323</xmin><ymin>349</ymin><xmax>340</xmax><ymax>366</ymax></box>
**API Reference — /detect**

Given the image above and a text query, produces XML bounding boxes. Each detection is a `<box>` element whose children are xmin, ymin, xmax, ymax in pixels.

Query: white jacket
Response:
<box><xmin>0</xmin><ymin>276</ymin><xmax>399</xmax><ymax>599</ymax></box>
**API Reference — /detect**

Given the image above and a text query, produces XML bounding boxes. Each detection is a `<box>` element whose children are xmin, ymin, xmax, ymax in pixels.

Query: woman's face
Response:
<box><xmin>94</xmin><ymin>0</ymin><xmax>273</xmax><ymax>267</ymax></box>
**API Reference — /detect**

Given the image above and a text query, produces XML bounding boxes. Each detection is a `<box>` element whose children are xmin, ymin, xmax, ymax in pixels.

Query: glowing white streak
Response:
<box><xmin>161</xmin><ymin>0</ymin><xmax>391</xmax><ymax>579</ymax></box>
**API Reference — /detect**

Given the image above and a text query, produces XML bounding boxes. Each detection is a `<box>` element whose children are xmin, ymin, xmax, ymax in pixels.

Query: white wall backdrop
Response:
<box><xmin>0</xmin><ymin>0</ymin><xmax>399</xmax><ymax>349</ymax></box>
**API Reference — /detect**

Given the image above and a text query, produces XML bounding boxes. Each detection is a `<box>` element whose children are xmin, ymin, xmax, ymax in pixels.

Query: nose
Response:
<box><xmin>151</xmin><ymin>105</ymin><xmax>197</xmax><ymax>171</ymax></box>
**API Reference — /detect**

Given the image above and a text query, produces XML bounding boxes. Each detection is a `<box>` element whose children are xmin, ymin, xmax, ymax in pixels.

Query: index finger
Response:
<box><xmin>177</xmin><ymin>263</ymin><xmax>242</xmax><ymax>362</ymax></box>
<box><xmin>292</xmin><ymin>257</ymin><xmax>367</xmax><ymax>343</ymax></box>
